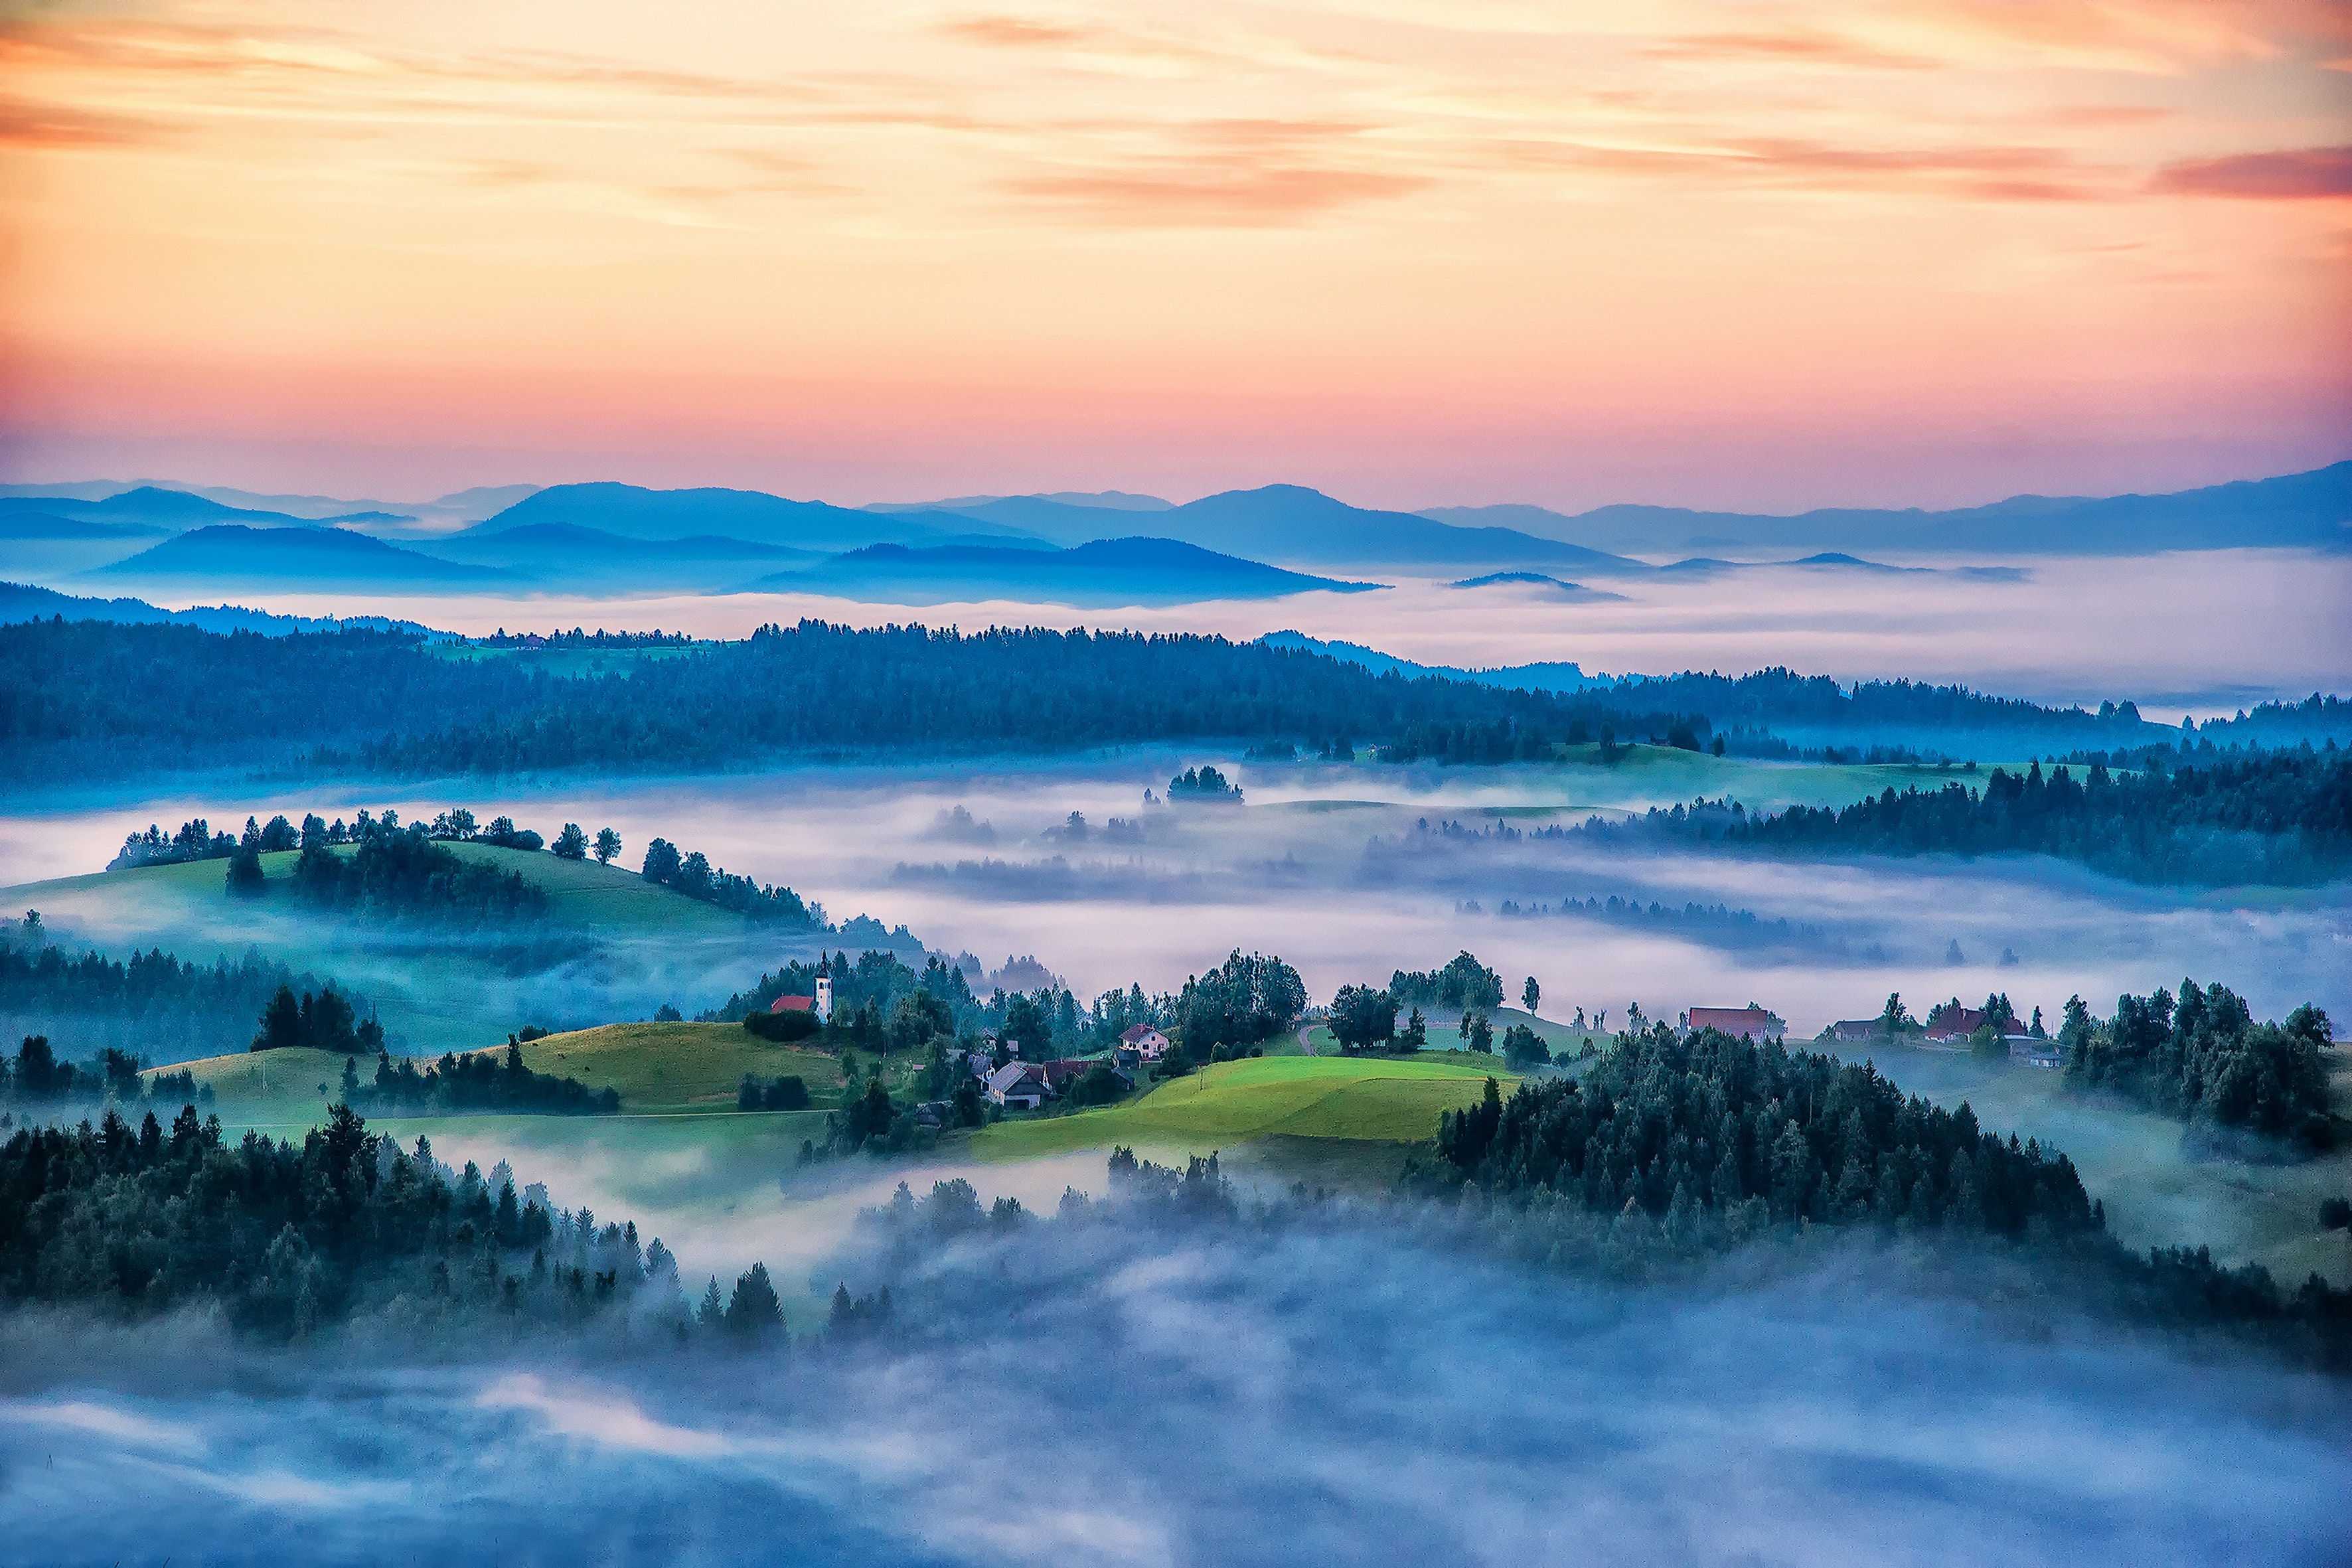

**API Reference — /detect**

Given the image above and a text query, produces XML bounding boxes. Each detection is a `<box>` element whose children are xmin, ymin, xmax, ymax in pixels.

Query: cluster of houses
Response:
<box><xmin>963</xmin><ymin>1023</ymin><xmax>1168</xmax><ymax>1111</ymax></box>
<box><xmin>1825</xmin><ymin>1002</ymin><xmax>2062</xmax><ymax>1069</ymax></box>
<box><xmin>1678</xmin><ymin>1000</ymin><xmax>2062</xmax><ymax>1069</ymax></box>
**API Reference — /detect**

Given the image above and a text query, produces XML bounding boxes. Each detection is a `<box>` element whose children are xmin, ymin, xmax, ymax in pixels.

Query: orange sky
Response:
<box><xmin>2</xmin><ymin>0</ymin><xmax>2348</xmax><ymax>510</ymax></box>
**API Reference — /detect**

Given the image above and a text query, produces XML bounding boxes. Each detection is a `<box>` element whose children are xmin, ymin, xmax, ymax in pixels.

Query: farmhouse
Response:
<box><xmin>1682</xmin><ymin>1005</ymin><xmax>1784</xmax><ymax>1039</ymax></box>
<box><xmin>1826</xmin><ymin>1020</ymin><xmax>1882</xmax><ymax>1043</ymax></box>
<box><xmin>1119</xmin><ymin>1024</ymin><xmax>1170</xmax><ymax>1061</ymax></box>
<box><xmin>1923</xmin><ymin>1002</ymin><xmax>1989</xmax><ymax>1042</ymax></box>
<box><xmin>986</xmin><ymin>1061</ymin><xmax>1050</xmax><ymax>1109</ymax></box>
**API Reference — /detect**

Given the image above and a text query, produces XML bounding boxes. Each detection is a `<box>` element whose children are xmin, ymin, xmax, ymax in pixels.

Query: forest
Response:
<box><xmin>641</xmin><ymin>836</ymin><xmax>819</xmax><ymax>923</ymax></box>
<box><xmin>0</xmin><ymin>1103</ymin><xmax>797</xmax><ymax>1342</ymax></box>
<box><xmin>0</xmin><ymin>917</ymin><xmax>368</xmax><ymax>1063</ymax></box>
<box><xmin>1411</xmin><ymin>1024</ymin><xmax>2352</xmax><ymax>1366</ymax></box>
<box><xmin>1578</xmin><ymin>751</ymin><xmax>2352</xmax><ymax>885</ymax></box>
<box><xmin>2061</xmin><ymin>982</ymin><xmax>2337</xmax><ymax>1150</ymax></box>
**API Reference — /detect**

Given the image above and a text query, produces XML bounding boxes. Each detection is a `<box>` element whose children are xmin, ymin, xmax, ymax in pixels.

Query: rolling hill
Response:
<box><xmin>84</xmin><ymin>524</ymin><xmax>521</xmax><ymax>586</ymax></box>
<box><xmin>475</xmin><ymin>481</ymin><xmax>1044</xmax><ymax>553</ymax></box>
<box><xmin>744</xmin><ymin>536</ymin><xmax>1387</xmax><ymax>604</ymax></box>
<box><xmin>973</xmin><ymin>1054</ymin><xmax>1517</xmax><ymax>1160</ymax></box>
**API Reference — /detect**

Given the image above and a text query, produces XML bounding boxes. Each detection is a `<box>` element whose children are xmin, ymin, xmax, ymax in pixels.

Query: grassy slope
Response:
<box><xmin>973</xmin><ymin>1054</ymin><xmax>1516</xmax><ymax>1161</ymax></box>
<box><xmin>1859</xmin><ymin>1045</ymin><xmax>2352</xmax><ymax>1287</ymax></box>
<box><xmin>514</xmin><ymin>1022</ymin><xmax>846</xmax><ymax>1114</ymax></box>
<box><xmin>0</xmin><ymin>846</ymin><xmax>754</xmax><ymax>1049</ymax></box>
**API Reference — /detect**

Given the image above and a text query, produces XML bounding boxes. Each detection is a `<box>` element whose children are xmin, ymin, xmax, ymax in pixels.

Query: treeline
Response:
<box><xmin>1597</xmin><ymin>667</ymin><xmax>2167</xmax><ymax>744</ymax></box>
<box><xmin>0</xmin><ymin>1104</ymin><xmax>800</xmax><ymax>1342</ymax></box>
<box><xmin>355</xmin><ymin>1039</ymin><xmax>619</xmax><ymax>1116</ymax></box>
<box><xmin>0</xmin><ymin>618</ymin><xmax>1711</xmax><ymax>779</ymax></box>
<box><xmin>2062</xmin><ymin>982</ymin><xmax>2336</xmax><ymax>1150</ymax></box>
<box><xmin>641</xmin><ymin>836</ymin><xmax>818</xmax><ymax>924</ymax></box>
<box><xmin>0</xmin><ymin>918</ymin><xmax>369</xmax><ymax>1063</ymax></box>
<box><xmin>1405</xmin><ymin>1025</ymin><xmax>2352</xmax><ymax>1368</ymax></box>
<box><xmin>1581</xmin><ymin>752</ymin><xmax>2352</xmax><ymax>885</ymax></box>
<box><xmin>113</xmin><ymin>806</ymin><xmax>554</xmax><ymax>871</ymax></box>
<box><xmin>1</xmin><ymin>1034</ymin><xmax>210</xmax><ymax>1109</ymax></box>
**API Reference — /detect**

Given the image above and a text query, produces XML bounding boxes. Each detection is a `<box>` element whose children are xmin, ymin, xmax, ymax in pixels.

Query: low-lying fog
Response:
<box><xmin>6</xmin><ymin>759</ymin><xmax>2344</xmax><ymax>1042</ymax></box>
<box><xmin>51</xmin><ymin>546</ymin><xmax>2350</xmax><ymax>715</ymax></box>
<box><xmin>5</xmin><ymin>1203</ymin><xmax>2347</xmax><ymax>1567</ymax></box>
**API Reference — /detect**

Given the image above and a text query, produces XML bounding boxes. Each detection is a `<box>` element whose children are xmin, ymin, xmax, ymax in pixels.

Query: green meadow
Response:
<box><xmin>971</xmin><ymin>1054</ymin><xmax>1516</xmax><ymax>1161</ymax></box>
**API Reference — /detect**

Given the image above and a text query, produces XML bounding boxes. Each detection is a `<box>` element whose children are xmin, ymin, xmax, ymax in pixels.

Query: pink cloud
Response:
<box><xmin>2152</xmin><ymin>145</ymin><xmax>2352</xmax><ymax>199</ymax></box>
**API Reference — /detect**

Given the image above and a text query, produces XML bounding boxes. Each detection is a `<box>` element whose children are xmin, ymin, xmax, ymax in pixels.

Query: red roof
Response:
<box><xmin>1119</xmin><ymin>1024</ymin><xmax>1165</xmax><ymax>1043</ymax></box>
<box><xmin>769</xmin><ymin>994</ymin><xmax>817</xmax><ymax>1014</ymax></box>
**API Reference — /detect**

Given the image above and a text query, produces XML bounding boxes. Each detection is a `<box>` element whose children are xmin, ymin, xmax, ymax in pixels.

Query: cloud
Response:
<box><xmin>1646</xmin><ymin>30</ymin><xmax>1943</xmax><ymax>71</ymax></box>
<box><xmin>2152</xmin><ymin>145</ymin><xmax>2352</xmax><ymax>199</ymax></box>
<box><xmin>0</xmin><ymin>98</ymin><xmax>165</xmax><ymax>148</ymax></box>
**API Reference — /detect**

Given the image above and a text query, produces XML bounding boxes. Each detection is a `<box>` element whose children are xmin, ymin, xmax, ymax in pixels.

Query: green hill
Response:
<box><xmin>974</xmin><ymin>1054</ymin><xmax>1516</xmax><ymax>1161</ymax></box>
<box><xmin>513</xmin><ymin>1022</ymin><xmax>846</xmax><ymax>1114</ymax></box>
<box><xmin>0</xmin><ymin>846</ymin><xmax>777</xmax><ymax>1051</ymax></box>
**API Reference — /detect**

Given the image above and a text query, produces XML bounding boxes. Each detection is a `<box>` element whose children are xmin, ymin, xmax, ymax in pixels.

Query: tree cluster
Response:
<box><xmin>641</xmin><ymin>836</ymin><xmax>818</xmax><ymax>923</ymax></box>
<box><xmin>0</xmin><ymin>1105</ymin><xmax>693</xmax><ymax>1339</ymax></box>
<box><xmin>2062</xmin><ymin>982</ymin><xmax>2335</xmax><ymax>1150</ymax></box>
<box><xmin>356</xmin><ymin>1039</ymin><xmax>619</xmax><ymax>1116</ymax></box>
<box><xmin>250</xmin><ymin>982</ymin><xmax>383</xmax><ymax>1056</ymax></box>
<box><xmin>1172</xmin><ymin>950</ymin><xmax>1306</xmax><ymax>1050</ymax></box>
<box><xmin>287</xmin><ymin>819</ymin><xmax>548</xmax><ymax>924</ymax></box>
<box><xmin>1389</xmin><ymin>951</ymin><xmax>1504</xmax><ymax>1011</ymax></box>
<box><xmin>1423</xmin><ymin>1026</ymin><xmax>2102</xmax><ymax>1243</ymax></box>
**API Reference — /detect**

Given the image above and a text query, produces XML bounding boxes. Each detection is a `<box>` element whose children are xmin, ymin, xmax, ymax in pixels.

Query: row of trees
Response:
<box><xmin>1581</xmin><ymin>753</ymin><xmax>2352</xmax><ymax>885</ymax></box>
<box><xmin>355</xmin><ymin>1039</ymin><xmax>619</xmax><ymax>1116</ymax></box>
<box><xmin>250</xmin><ymin>982</ymin><xmax>384</xmax><ymax>1056</ymax></box>
<box><xmin>1</xmin><ymin>618</ymin><xmax>1713</xmax><ymax>781</ymax></box>
<box><xmin>640</xmin><ymin>837</ymin><xmax>818</xmax><ymax>923</ymax></box>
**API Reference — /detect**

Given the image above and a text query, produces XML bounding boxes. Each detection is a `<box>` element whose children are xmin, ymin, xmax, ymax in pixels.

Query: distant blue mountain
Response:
<box><xmin>0</xmin><ymin>511</ymin><xmax>163</xmax><ymax>541</ymax></box>
<box><xmin>477</xmin><ymin>482</ymin><xmax>1044</xmax><ymax>552</ymax></box>
<box><xmin>85</xmin><ymin>524</ymin><xmax>519</xmax><ymax>586</ymax></box>
<box><xmin>1259</xmin><ymin>631</ymin><xmax>1615</xmax><ymax>692</ymax></box>
<box><xmin>1448</xmin><ymin>572</ymin><xmax>1626</xmax><ymax>599</ymax></box>
<box><xmin>0</xmin><ymin>581</ymin><xmax>445</xmax><ymax>637</ymax></box>
<box><xmin>744</xmin><ymin>536</ymin><xmax>1385</xmax><ymax>605</ymax></box>
<box><xmin>1421</xmin><ymin>459</ymin><xmax>2352</xmax><ymax>556</ymax></box>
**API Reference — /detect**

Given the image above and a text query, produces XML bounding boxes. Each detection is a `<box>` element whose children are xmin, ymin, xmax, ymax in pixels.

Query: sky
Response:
<box><xmin>1</xmin><ymin>0</ymin><xmax>2348</xmax><ymax>512</ymax></box>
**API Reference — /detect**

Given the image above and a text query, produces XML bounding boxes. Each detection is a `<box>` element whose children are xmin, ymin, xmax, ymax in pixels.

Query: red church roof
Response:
<box><xmin>770</xmin><ymin>994</ymin><xmax>817</xmax><ymax>1014</ymax></box>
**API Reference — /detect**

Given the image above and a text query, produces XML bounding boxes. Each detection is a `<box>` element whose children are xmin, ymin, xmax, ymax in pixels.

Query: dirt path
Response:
<box><xmin>1296</xmin><ymin>1024</ymin><xmax>1318</xmax><ymax>1056</ymax></box>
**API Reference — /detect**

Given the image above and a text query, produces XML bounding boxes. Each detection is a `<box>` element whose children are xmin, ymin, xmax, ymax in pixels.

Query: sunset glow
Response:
<box><xmin>3</xmin><ymin>0</ymin><xmax>2348</xmax><ymax>507</ymax></box>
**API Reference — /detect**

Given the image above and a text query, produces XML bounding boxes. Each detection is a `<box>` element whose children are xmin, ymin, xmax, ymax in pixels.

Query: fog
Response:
<box><xmin>4</xmin><ymin>1202</ymin><xmax>2347</xmax><ymax>1567</ymax></box>
<box><xmin>45</xmin><ymin>546</ymin><xmax>2349</xmax><ymax>715</ymax></box>
<box><xmin>7</xmin><ymin>758</ymin><xmax>2343</xmax><ymax>1044</ymax></box>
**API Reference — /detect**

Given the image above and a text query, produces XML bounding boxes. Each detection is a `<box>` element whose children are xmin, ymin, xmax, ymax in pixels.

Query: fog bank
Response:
<box><xmin>3</xmin><ymin>1214</ymin><xmax>2347</xmax><ymax>1566</ymax></box>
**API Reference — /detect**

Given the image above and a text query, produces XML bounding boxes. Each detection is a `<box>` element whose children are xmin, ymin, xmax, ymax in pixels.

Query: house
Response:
<box><xmin>913</xmin><ymin>1100</ymin><xmax>950</xmax><ymax>1128</ymax></box>
<box><xmin>1826</xmin><ymin>1020</ymin><xmax>1883</xmax><ymax>1044</ymax></box>
<box><xmin>966</xmin><ymin>1050</ymin><xmax>996</xmax><ymax>1079</ymax></box>
<box><xmin>986</xmin><ymin>1061</ymin><xmax>1050</xmax><ymax>1109</ymax></box>
<box><xmin>2006</xmin><ymin>1034</ymin><xmax>2063</xmax><ymax>1069</ymax></box>
<box><xmin>1683</xmin><ymin>1006</ymin><xmax>1784</xmax><ymax>1039</ymax></box>
<box><xmin>768</xmin><ymin>977</ymin><xmax>834</xmax><ymax>1023</ymax></box>
<box><xmin>1119</xmin><ymin>1024</ymin><xmax>1170</xmax><ymax>1061</ymax></box>
<box><xmin>1923</xmin><ymin>1004</ymin><xmax>1990</xmax><ymax>1043</ymax></box>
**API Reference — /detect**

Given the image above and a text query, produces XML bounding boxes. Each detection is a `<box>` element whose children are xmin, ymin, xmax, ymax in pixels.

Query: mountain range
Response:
<box><xmin>1418</xmin><ymin>461</ymin><xmax>2351</xmax><ymax>556</ymax></box>
<box><xmin>741</xmin><ymin>537</ymin><xmax>1382</xmax><ymax>605</ymax></box>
